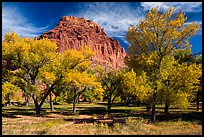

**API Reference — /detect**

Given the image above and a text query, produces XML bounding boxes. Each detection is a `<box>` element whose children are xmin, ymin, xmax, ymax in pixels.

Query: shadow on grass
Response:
<box><xmin>97</xmin><ymin>102</ymin><xmax>141</xmax><ymax>107</ymax></box>
<box><xmin>2</xmin><ymin>104</ymin><xmax>202</xmax><ymax>125</ymax></box>
<box><xmin>78</xmin><ymin>107</ymin><xmax>135</xmax><ymax>118</ymax></box>
<box><xmin>129</xmin><ymin>111</ymin><xmax>202</xmax><ymax>124</ymax></box>
<box><xmin>2</xmin><ymin>108</ymin><xmax>49</xmax><ymax>118</ymax></box>
<box><xmin>155</xmin><ymin>111</ymin><xmax>202</xmax><ymax>124</ymax></box>
<box><xmin>64</xmin><ymin>117</ymin><xmax>123</xmax><ymax>127</ymax></box>
<box><xmin>62</xmin><ymin>107</ymin><xmax>137</xmax><ymax>127</ymax></box>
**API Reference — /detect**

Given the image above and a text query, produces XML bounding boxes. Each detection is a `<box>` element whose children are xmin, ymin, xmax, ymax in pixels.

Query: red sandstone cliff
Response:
<box><xmin>35</xmin><ymin>16</ymin><xmax>127</xmax><ymax>70</ymax></box>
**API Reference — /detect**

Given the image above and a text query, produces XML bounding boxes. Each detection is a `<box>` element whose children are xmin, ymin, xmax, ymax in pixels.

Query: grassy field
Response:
<box><xmin>2</xmin><ymin>102</ymin><xmax>202</xmax><ymax>135</ymax></box>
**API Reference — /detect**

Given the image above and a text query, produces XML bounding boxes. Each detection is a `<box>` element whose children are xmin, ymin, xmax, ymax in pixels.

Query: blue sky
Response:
<box><xmin>2</xmin><ymin>2</ymin><xmax>202</xmax><ymax>54</ymax></box>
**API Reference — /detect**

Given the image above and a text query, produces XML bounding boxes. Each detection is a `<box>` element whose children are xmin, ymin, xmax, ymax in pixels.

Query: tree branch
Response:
<box><xmin>39</xmin><ymin>81</ymin><xmax>57</xmax><ymax>107</ymax></box>
<box><xmin>13</xmin><ymin>74</ymin><xmax>30</xmax><ymax>84</ymax></box>
<box><xmin>76</xmin><ymin>86</ymin><xmax>87</xmax><ymax>98</ymax></box>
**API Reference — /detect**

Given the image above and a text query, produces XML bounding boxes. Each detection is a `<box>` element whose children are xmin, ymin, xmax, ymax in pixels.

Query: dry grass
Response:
<box><xmin>3</xmin><ymin>115</ymin><xmax>201</xmax><ymax>135</ymax></box>
<box><xmin>2</xmin><ymin>102</ymin><xmax>202</xmax><ymax>135</ymax></box>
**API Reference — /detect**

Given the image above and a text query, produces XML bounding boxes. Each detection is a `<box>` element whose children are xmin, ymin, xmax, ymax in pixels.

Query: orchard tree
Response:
<box><xmin>120</xmin><ymin>89</ymin><xmax>137</xmax><ymax>105</ymax></box>
<box><xmin>169</xmin><ymin>44</ymin><xmax>202</xmax><ymax>111</ymax></box>
<box><xmin>158</xmin><ymin>55</ymin><xmax>201</xmax><ymax>113</ymax></box>
<box><xmin>64</xmin><ymin>71</ymin><xmax>103</xmax><ymax>113</ymax></box>
<box><xmin>121</xmin><ymin>69</ymin><xmax>153</xmax><ymax>112</ymax></box>
<box><xmin>2</xmin><ymin>65</ymin><xmax>31</xmax><ymax>106</ymax></box>
<box><xmin>2</xmin><ymin>81</ymin><xmax>23</xmax><ymax>106</ymax></box>
<box><xmin>174</xmin><ymin>46</ymin><xmax>202</xmax><ymax>111</ymax></box>
<box><xmin>2</xmin><ymin>32</ymin><xmax>58</xmax><ymax>115</ymax></box>
<box><xmin>39</xmin><ymin>46</ymin><xmax>103</xmax><ymax>113</ymax></box>
<box><xmin>2</xmin><ymin>32</ymin><xmax>100</xmax><ymax>115</ymax></box>
<box><xmin>100</xmin><ymin>69</ymin><xmax>124</xmax><ymax>110</ymax></box>
<box><xmin>126</xmin><ymin>7</ymin><xmax>200</xmax><ymax>121</ymax></box>
<box><xmin>190</xmin><ymin>55</ymin><xmax>202</xmax><ymax>112</ymax></box>
<box><xmin>10</xmin><ymin>75</ymin><xmax>32</xmax><ymax>106</ymax></box>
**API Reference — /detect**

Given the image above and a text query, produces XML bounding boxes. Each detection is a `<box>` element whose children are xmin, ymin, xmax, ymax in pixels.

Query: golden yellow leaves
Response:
<box><xmin>42</xmin><ymin>72</ymin><xmax>56</xmax><ymax>85</ymax></box>
<box><xmin>64</xmin><ymin>71</ymin><xmax>103</xmax><ymax>96</ymax></box>
<box><xmin>2</xmin><ymin>32</ymin><xmax>58</xmax><ymax>67</ymax></box>
<box><xmin>126</xmin><ymin>7</ymin><xmax>200</xmax><ymax>57</ymax></box>
<box><xmin>172</xmin><ymin>92</ymin><xmax>190</xmax><ymax>109</ymax></box>
<box><xmin>122</xmin><ymin>69</ymin><xmax>137</xmax><ymax>92</ymax></box>
<box><xmin>158</xmin><ymin>54</ymin><xmax>202</xmax><ymax>108</ymax></box>
<box><xmin>61</xmin><ymin>46</ymin><xmax>95</xmax><ymax>71</ymax></box>
<box><xmin>2</xmin><ymin>81</ymin><xmax>24</xmax><ymax>104</ymax></box>
<box><xmin>2</xmin><ymin>82</ymin><xmax>21</xmax><ymax>96</ymax></box>
<box><xmin>80</xmin><ymin>46</ymin><xmax>96</xmax><ymax>58</ymax></box>
<box><xmin>2</xmin><ymin>32</ymin><xmax>104</xmax><ymax>105</ymax></box>
<box><xmin>126</xmin><ymin>6</ymin><xmax>201</xmax><ymax>109</ymax></box>
<box><xmin>121</xmin><ymin>69</ymin><xmax>152</xmax><ymax>102</ymax></box>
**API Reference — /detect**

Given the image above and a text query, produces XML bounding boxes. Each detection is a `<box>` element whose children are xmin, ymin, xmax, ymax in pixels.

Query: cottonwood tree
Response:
<box><xmin>121</xmin><ymin>69</ymin><xmax>153</xmax><ymax>111</ymax></box>
<box><xmin>3</xmin><ymin>32</ymin><xmax>101</xmax><ymax>115</ymax></box>
<box><xmin>173</xmin><ymin>46</ymin><xmax>202</xmax><ymax>111</ymax></box>
<box><xmin>158</xmin><ymin>55</ymin><xmax>201</xmax><ymax>114</ymax></box>
<box><xmin>10</xmin><ymin>76</ymin><xmax>32</xmax><ymax>106</ymax></box>
<box><xmin>2</xmin><ymin>81</ymin><xmax>23</xmax><ymax>106</ymax></box>
<box><xmin>64</xmin><ymin>71</ymin><xmax>103</xmax><ymax>113</ymax></box>
<box><xmin>100</xmin><ymin>69</ymin><xmax>124</xmax><ymax>110</ymax></box>
<box><xmin>125</xmin><ymin>7</ymin><xmax>200</xmax><ymax>121</ymax></box>
<box><xmin>2</xmin><ymin>32</ymin><xmax>58</xmax><ymax>115</ymax></box>
<box><xmin>39</xmin><ymin>46</ymin><xmax>103</xmax><ymax>113</ymax></box>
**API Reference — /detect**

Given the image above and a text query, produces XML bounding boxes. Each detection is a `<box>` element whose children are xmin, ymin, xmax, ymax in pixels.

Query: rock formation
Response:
<box><xmin>35</xmin><ymin>16</ymin><xmax>127</xmax><ymax>70</ymax></box>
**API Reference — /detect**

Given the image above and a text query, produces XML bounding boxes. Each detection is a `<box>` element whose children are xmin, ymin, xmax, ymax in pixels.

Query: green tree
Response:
<box><xmin>126</xmin><ymin>7</ymin><xmax>200</xmax><ymax>121</ymax></box>
<box><xmin>100</xmin><ymin>69</ymin><xmax>124</xmax><ymax>110</ymax></box>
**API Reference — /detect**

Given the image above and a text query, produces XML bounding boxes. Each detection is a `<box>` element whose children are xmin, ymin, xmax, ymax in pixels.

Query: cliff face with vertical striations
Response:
<box><xmin>35</xmin><ymin>16</ymin><xmax>127</xmax><ymax>70</ymax></box>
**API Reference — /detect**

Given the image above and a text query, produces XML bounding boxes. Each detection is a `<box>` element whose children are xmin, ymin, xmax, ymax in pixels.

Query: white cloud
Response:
<box><xmin>140</xmin><ymin>2</ymin><xmax>202</xmax><ymax>13</ymax></box>
<box><xmin>63</xmin><ymin>2</ymin><xmax>202</xmax><ymax>47</ymax></box>
<box><xmin>2</xmin><ymin>5</ymin><xmax>50</xmax><ymax>39</ymax></box>
<box><xmin>140</xmin><ymin>2</ymin><xmax>202</xmax><ymax>36</ymax></box>
<box><xmin>63</xmin><ymin>2</ymin><xmax>144</xmax><ymax>38</ymax></box>
<box><xmin>184</xmin><ymin>21</ymin><xmax>202</xmax><ymax>26</ymax></box>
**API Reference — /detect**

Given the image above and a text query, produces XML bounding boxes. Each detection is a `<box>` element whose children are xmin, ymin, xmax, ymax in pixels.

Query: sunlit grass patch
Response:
<box><xmin>2</xmin><ymin>102</ymin><xmax>202</xmax><ymax>135</ymax></box>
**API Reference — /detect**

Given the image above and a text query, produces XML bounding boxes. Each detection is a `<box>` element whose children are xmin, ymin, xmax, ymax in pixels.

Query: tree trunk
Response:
<box><xmin>50</xmin><ymin>91</ymin><xmax>54</xmax><ymax>111</ymax></box>
<box><xmin>18</xmin><ymin>102</ymin><xmax>21</xmax><ymax>107</ymax></box>
<box><xmin>146</xmin><ymin>103</ymin><xmax>151</xmax><ymax>112</ymax></box>
<box><xmin>33</xmin><ymin>94</ymin><xmax>41</xmax><ymax>115</ymax></box>
<box><xmin>125</xmin><ymin>97</ymin><xmax>130</xmax><ymax>105</ymax></box>
<box><xmin>31</xmin><ymin>78</ymin><xmax>36</xmax><ymax>85</ymax></box>
<box><xmin>73</xmin><ymin>89</ymin><xmax>77</xmax><ymax>113</ymax></box>
<box><xmin>107</xmin><ymin>96</ymin><xmax>112</xmax><ymax>110</ymax></box>
<box><xmin>6</xmin><ymin>94</ymin><xmax>10</xmax><ymax>107</ymax></box>
<box><xmin>108</xmin><ymin>102</ymin><xmax>111</xmax><ymax>110</ymax></box>
<box><xmin>137</xmin><ymin>101</ymin><xmax>140</xmax><ymax>107</ymax></box>
<box><xmin>73</xmin><ymin>98</ymin><xmax>77</xmax><ymax>113</ymax></box>
<box><xmin>164</xmin><ymin>101</ymin><xmax>170</xmax><ymax>114</ymax></box>
<box><xmin>151</xmin><ymin>104</ymin><xmax>156</xmax><ymax>122</ymax></box>
<box><xmin>25</xmin><ymin>96</ymin><xmax>29</xmax><ymax>106</ymax></box>
<box><xmin>35</xmin><ymin>105</ymin><xmax>41</xmax><ymax>116</ymax></box>
<box><xmin>5</xmin><ymin>102</ymin><xmax>9</xmax><ymax>107</ymax></box>
<box><xmin>25</xmin><ymin>102</ymin><xmax>29</xmax><ymax>106</ymax></box>
<box><xmin>196</xmin><ymin>92</ymin><xmax>199</xmax><ymax>111</ymax></box>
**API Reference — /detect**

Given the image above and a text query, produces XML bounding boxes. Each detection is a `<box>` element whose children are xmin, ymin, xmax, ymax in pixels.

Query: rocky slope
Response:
<box><xmin>35</xmin><ymin>16</ymin><xmax>127</xmax><ymax>70</ymax></box>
